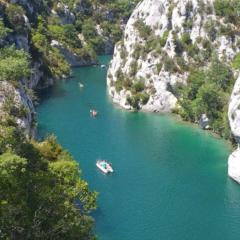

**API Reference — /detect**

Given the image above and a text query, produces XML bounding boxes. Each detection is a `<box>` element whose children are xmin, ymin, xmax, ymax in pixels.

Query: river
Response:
<box><xmin>37</xmin><ymin>56</ymin><xmax>240</xmax><ymax>240</ymax></box>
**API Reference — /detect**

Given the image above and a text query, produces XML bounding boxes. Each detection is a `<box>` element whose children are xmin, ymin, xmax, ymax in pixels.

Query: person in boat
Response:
<box><xmin>90</xmin><ymin>109</ymin><xmax>98</xmax><ymax>117</ymax></box>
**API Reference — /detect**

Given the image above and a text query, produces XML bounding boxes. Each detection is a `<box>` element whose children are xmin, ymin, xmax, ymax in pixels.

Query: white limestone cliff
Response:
<box><xmin>228</xmin><ymin>74</ymin><xmax>240</xmax><ymax>183</ymax></box>
<box><xmin>0</xmin><ymin>81</ymin><xmax>35</xmax><ymax>136</ymax></box>
<box><xmin>107</xmin><ymin>0</ymin><xmax>239</xmax><ymax>111</ymax></box>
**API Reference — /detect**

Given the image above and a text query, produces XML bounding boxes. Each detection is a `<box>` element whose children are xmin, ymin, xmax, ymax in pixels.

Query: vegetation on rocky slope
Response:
<box><xmin>173</xmin><ymin>56</ymin><xmax>235</xmax><ymax>139</ymax></box>
<box><xmin>0</xmin><ymin>117</ymin><xmax>97</xmax><ymax>239</ymax></box>
<box><xmin>0</xmin><ymin>0</ymin><xmax>140</xmax><ymax>238</ymax></box>
<box><xmin>108</xmin><ymin>0</ymin><xmax>240</xmax><ymax>140</ymax></box>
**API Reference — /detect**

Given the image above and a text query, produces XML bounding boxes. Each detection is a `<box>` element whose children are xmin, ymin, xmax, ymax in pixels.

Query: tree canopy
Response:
<box><xmin>0</xmin><ymin>120</ymin><xmax>97</xmax><ymax>239</ymax></box>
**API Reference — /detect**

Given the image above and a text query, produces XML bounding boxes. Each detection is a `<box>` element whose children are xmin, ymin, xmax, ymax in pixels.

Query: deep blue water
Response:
<box><xmin>37</xmin><ymin>56</ymin><xmax>240</xmax><ymax>240</ymax></box>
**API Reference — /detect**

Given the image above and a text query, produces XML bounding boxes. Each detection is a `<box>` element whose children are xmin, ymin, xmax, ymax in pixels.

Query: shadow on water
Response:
<box><xmin>36</xmin><ymin>83</ymin><xmax>67</xmax><ymax>104</ymax></box>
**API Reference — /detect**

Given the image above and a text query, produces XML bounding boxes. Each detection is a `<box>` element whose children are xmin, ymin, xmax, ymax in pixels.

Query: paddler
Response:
<box><xmin>90</xmin><ymin>109</ymin><xmax>98</xmax><ymax>117</ymax></box>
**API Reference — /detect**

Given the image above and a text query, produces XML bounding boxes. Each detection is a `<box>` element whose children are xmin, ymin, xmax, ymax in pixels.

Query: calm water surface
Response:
<box><xmin>37</xmin><ymin>56</ymin><xmax>240</xmax><ymax>240</ymax></box>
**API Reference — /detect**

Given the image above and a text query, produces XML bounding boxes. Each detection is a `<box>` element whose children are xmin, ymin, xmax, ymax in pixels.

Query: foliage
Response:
<box><xmin>0</xmin><ymin>20</ymin><xmax>12</xmax><ymax>43</ymax></box>
<box><xmin>0</xmin><ymin>1</ymin><xmax>145</xmax><ymax>239</ymax></box>
<box><xmin>214</xmin><ymin>0</ymin><xmax>240</xmax><ymax>26</ymax></box>
<box><xmin>204</xmin><ymin>20</ymin><xmax>217</xmax><ymax>41</ymax></box>
<box><xmin>134</xmin><ymin>19</ymin><xmax>152</xmax><ymax>40</ymax></box>
<box><xmin>207</xmin><ymin>56</ymin><xmax>234</xmax><ymax>90</ymax></box>
<box><xmin>5</xmin><ymin>4</ymin><xmax>26</xmax><ymax>33</ymax></box>
<box><xmin>232</xmin><ymin>53</ymin><xmax>240</xmax><ymax>69</ymax></box>
<box><xmin>127</xmin><ymin>91</ymin><xmax>150</xmax><ymax>109</ymax></box>
<box><xmin>48</xmin><ymin>24</ymin><xmax>82</xmax><ymax>50</ymax></box>
<box><xmin>0</xmin><ymin>47</ymin><xmax>31</xmax><ymax>82</ymax></box>
<box><xmin>0</xmin><ymin>125</ymin><xmax>97</xmax><ymax>239</ymax></box>
<box><xmin>175</xmin><ymin>57</ymin><xmax>234</xmax><ymax>138</ymax></box>
<box><xmin>132</xmin><ymin>81</ymin><xmax>145</xmax><ymax>93</ymax></box>
<box><xmin>160</xmin><ymin>31</ymin><xmax>169</xmax><ymax>47</ymax></box>
<box><xmin>181</xmin><ymin>32</ymin><xmax>192</xmax><ymax>45</ymax></box>
<box><xmin>31</xmin><ymin>17</ymin><xmax>71</xmax><ymax>78</ymax></box>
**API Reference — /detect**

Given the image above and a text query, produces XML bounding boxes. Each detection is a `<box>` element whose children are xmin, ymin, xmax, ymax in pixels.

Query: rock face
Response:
<box><xmin>0</xmin><ymin>0</ymin><xmax>138</xmax><ymax>135</ymax></box>
<box><xmin>229</xmin><ymin>74</ymin><xmax>240</xmax><ymax>142</ymax></box>
<box><xmin>107</xmin><ymin>0</ymin><xmax>239</xmax><ymax>111</ymax></box>
<box><xmin>228</xmin><ymin>74</ymin><xmax>240</xmax><ymax>183</ymax></box>
<box><xmin>0</xmin><ymin>81</ymin><xmax>35</xmax><ymax>136</ymax></box>
<box><xmin>51</xmin><ymin>40</ymin><xmax>97</xmax><ymax>67</ymax></box>
<box><xmin>199</xmin><ymin>113</ymin><xmax>210</xmax><ymax>130</ymax></box>
<box><xmin>228</xmin><ymin>148</ymin><xmax>240</xmax><ymax>184</ymax></box>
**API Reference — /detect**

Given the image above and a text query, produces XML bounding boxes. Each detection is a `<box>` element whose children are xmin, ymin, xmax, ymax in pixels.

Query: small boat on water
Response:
<box><xmin>100</xmin><ymin>64</ymin><xmax>106</xmax><ymax>68</ymax></box>
<box><xmin>79</xmin><ymin>83</ymin><xmax>84</xmax><ymax>88</ymax></box>
<box><xmin>90</xmin><ymin>109</ymin><xmax>98</xmax><ymax>117</ymax></box>
<box><xmin>96</xmin><ymin>160</ymin><xmax>113</xmax><ymax>174</ymax></box>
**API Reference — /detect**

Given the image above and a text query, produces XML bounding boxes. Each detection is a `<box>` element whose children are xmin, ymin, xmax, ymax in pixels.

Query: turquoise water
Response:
<box><xmin>37</xmin><ymin>56</ymin><xmax>240</xmax><ymax>240</ymax></box>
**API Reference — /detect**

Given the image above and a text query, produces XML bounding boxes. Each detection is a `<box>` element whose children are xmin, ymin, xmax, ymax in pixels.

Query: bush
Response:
<box><xmin>132</xmin><ymin>81</ymin><xmax>145</xmax><ymax>93</ymax></box>
<box><xmin>207</xmin><ymin>56</ymin><xmax>234</xmax><ymax>90</ymax></box>
<box><xmin>140</xmin><ymin>92</ymin><xmax>150</xmax><ymax>104</ymax></box>
<box><xmin>0</xmin><ymin>20</ymin><xmax>12</xmax><ymax>43</ymax></box>
<box><xmin>127</xmin><ymin>94</ymin><xmax>141</xmax><ymax>109</ymax></box>
<box><xmin>214</xmin><ymin>0</ymin><xmax>240</xmax><ymax>25</ymax></box>
<box><xmin>173</xmin><ymin>35</ymin><xmax>184</xmax><ymax>55</ymax></box>
<box><xmin>160</xmin><ymin>31</ymin><xmax>169</xmax><ymax>47</ymax></box>
<box><xmin>46</xmin><ymin>47</ymin><xmax>70</xmax><ymax>78</ymax></box>
<box><xmin>232</xmin><ymin>53</ymin><xmax>240</xmax><ymax>69</ymax></box>
<box><xmin>5</xmin><ymin>4</ymin><xmax>26</xmax><ymax>33</ymax></box>
<box><xmin>204</xmin><ymin>20</ymin><xmax>217</xmax><ymax>41</ymax></box>
<box><xmin>176</xmin><ymin>57</ymin><xmax>234</xmax><ymax>139</ymax></box>
<box><xmin>115</xmin><ymin>80</ymin><xmax>123</xmax><ymax>92</ymax></box>
<box><xmin>163</xmin><ymin>55</ymin><xmax>177</xmax><ymax>72</ymax></box>
<box><xmin>0</xmin><ymin>47</ymin><xmax>31</xmax><ymax>82</ymax></box>
<box><xmin>134</xmin><ymin>19</ymin><xmax>152</xmax><ymax>40</ymax></box>
<box><xmin>129</xmin><ymin>60</ymin><xmax>138</xmax><ymax>77</ymax></box>
<box><xmin>181</xmin><ymin>32</ymin><xmax>192</xmax><ymax>45</ymax></box>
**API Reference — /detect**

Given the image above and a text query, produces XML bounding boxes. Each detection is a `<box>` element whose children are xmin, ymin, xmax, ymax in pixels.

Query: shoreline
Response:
<box><xmin>108</xmin><ymin>97</ymin><xmax>233</xmax><ymax>152</ymax></box>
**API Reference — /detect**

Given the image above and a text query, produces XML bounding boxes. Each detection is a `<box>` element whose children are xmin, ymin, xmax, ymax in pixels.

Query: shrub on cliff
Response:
<box><xmin>5</xmin><ymin>4</ymin><xmax>26</xmax><ymax>33</ymax></box>
<box><xmin>214</xmin><ymin>0</ymin><xmax>240</xmax><ymax>25</ymax></box>
<box><xmin>0</xmin><ymin>20</ymin><xmax>12</xmax><ymax>45</ymax></box>
<box><xmin>232</xmin><ymin>53</ymin><xmax>240</xmax><ymax>69</ymax></box>
<box><xmin>134</xmin><ymin>19</ymin><xmax>152</xmax><ymax>40</ymax></box>
<box><xmin>176</xmin><ymin>57</ymin><xmax>234</xmax><ymax>138</ymax></box>
<box><xmin>0</xmin><ymin>47</ymin><xmax>31</xmax><ymax>82</ymax></box>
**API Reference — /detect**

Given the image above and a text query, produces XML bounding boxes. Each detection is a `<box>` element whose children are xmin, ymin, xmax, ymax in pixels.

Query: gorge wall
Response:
<box><xmin>228</xmin><ymin>74</ymin><xmax>240</xmax><ymax>183</ymax></box>
<box><xmin>107</xmin><ymin>0</ymin><xmax>240</xmax><ymax>182</ymax></box>
<box><xmin>0</xmin><ymin>0</ymin><xmax>139</xmax><ymax>136</ymax></box>
<box><xmin>107</xmin><ymin>0</ymin><xmax>239</xmax><ymax>112</ymax></box>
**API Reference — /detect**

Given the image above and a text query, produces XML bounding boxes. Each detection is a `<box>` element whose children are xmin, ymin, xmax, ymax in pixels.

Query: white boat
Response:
<box><xmin>100</xmin><ymin>64</ymin><xmax>106</xmax><ymax>68</ymax></box>
<box><xmin>79</xmin><ymin>83</ymin><xmax>84</xmax><ymax>88</ymax></box>
<box><xmin>96</xmin><ymin>160</ymin><xmax>113</xmax><ymax>174</ymax></box>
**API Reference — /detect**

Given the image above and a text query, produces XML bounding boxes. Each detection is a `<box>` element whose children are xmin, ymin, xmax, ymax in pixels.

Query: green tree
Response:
<box><xmin>207</xmin><ymin>56</ymin><xmax>234</xmax><ymax>90</ymax></box>
<box><xmin>0</xmin><ymin>135</ymin><xmax>97</xmax><ymax>239</ymax></box>
<box><xmin>5</xmin><ymin>4</ymin><xmax>26</xmax><ymax>32</ymax></box>
<box><xmin>0</xmin><ymin>20</ymin><xmax>12</xmax><ymax>44</ymax></box>
<box><xmin>0</xmin><ymin>47</ymin><xmax>31</xmax><ymax>82</ymax></box>
<box><xmin>193</xmin><ymin>83</ymin><xmax>226</xmax><ymax>120</ymax></box>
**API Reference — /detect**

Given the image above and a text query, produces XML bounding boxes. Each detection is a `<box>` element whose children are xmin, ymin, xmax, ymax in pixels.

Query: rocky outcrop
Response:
<box><xmin>199</xmin><ymin>114</ymin><xmax>210</xmax><ymax>130</ymax></box>
<box><xmin>51</xmin><ymin>40</ymin><xmax>97</xmax><ymax>67</ymax></box>
<box><xmin>229</xmin><ymin>74</ymin><xmax>240</xmax><ymax>142</ymax></box>
<box><xmin>228</xmin><ymin>74</ymin><xmax>240</xmax><ymax>183</ymax></box>
<box><xmin>228</xmin><ymin>148</ymin><xmax>240</xmax><ymax>184</ymax></box>
<box><xmin>0</xmin><ymin>81</ymin><xmax>35</xmax><ymax>136</ymax></box>
<box><xmin>107</xmin><ymin>0</ymin><xmax>240</xmax><ymax>111</ymax></box>
<box><xmin>55</xmin><ymin>3</ymin><xmax>75</xmax><ymax>24</ymax></box>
